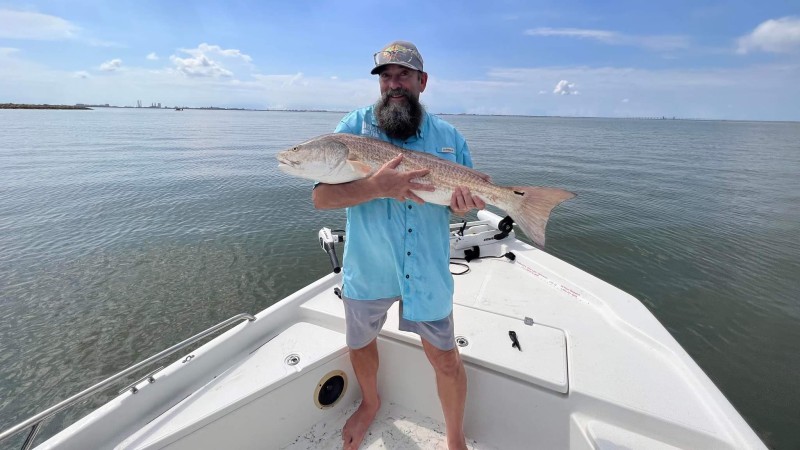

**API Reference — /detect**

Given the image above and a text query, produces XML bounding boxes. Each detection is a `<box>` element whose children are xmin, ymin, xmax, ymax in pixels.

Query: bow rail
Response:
<box><xmin>0</xmin><ymin>313</ymin><xmax>256</xmax><ymax>450</ymax></box>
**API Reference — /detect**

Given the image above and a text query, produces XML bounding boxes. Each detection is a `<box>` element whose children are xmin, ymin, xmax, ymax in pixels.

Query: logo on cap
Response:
<box><xmin>372</xmin><ymin>41</ymin><xmax>424</xmax><ymax>74</ymax></box>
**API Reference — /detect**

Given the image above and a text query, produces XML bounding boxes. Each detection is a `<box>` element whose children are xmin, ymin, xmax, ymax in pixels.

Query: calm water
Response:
<box><xmin>1</xmin><ymin>109</ymin><xmax>798</xmax><ymax>448</ymax></box>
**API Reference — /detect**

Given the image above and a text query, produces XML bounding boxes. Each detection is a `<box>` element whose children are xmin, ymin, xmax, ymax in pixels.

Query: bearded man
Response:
<box><xmin>312</xmin><ymin>40</ymin><xmax>485</xmax><ymax>450</ymax></box>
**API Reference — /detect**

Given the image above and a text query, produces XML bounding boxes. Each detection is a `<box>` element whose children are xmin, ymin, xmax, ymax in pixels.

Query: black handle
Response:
<box><xmin>323</xmin><ymin>241</ymin><xmax>341</xmax><ymax>274</ymax></box>
<box><xmin>494</xmin><ymin>216</ymin><xmax>515</xmax><ymax>240</ymax></box>
<box><xmin>509</xmin><ymin>330</ymin><xmax>521</xmax><ymax>351</ymax></box>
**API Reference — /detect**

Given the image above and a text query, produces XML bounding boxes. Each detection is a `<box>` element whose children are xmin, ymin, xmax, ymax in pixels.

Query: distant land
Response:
<box><xmin>81</xmin><ymin>103</ymin><xmax>340</xmax><ymax>113</ymax></box>
<box><xmin>0</xmin><ymin>102</ymin><xmax>350</xmax><ymax>113</ymax></box>
<box><xmin>4</xmin><ymin>102</ymin><xmax>786</xmax><ymax>122</ymax></box>
<box><xmin>1</xmin><ymin>103</ymin><xmax>92</xmax><ymax>110</ymax></box>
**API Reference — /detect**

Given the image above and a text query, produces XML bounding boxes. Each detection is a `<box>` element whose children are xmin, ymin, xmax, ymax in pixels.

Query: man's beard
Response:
<box><xmin>375</xmin><ymin>89</ymin><xmax>425</xmax><ymax>141</ymax></box>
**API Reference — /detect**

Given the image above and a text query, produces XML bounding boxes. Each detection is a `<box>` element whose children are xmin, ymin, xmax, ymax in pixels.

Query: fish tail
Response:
<box><xmin>506</xmin><ymin>186</ymin><xmax>575</xmax><ymax>248</ymax></box>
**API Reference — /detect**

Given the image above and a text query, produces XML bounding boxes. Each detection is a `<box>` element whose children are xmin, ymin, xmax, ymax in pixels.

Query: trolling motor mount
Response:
<box><xmin>450</xmin><ymin>213</ymin><xmax>516</xmax><ymax>250</ymax></box>
<box><xmin>318</xmin><ymin>227</ymin><xmax>345</xmax><ymax>273</ymax></box>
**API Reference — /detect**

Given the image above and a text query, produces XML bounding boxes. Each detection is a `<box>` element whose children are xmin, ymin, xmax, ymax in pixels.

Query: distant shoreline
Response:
<box><xmin>2</xmin><ymin>103</ymin><xmax>795</xmax><ymax>123</ymax></box>
<box><xmin>1</xmin><ymin>103</ymin><xmax>92</xmax><ymax>110</ymax></box>
<box><xmin>0</xmin><ymin>104</ymin><xmax>690</xmax><ymax>120</ymax></box>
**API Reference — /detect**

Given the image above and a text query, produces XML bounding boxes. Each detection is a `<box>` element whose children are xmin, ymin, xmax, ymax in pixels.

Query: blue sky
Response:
<box><xmin>1</xmin><ymin>1</ymin><xmax>799</xmax><ymax>120</ymax></box>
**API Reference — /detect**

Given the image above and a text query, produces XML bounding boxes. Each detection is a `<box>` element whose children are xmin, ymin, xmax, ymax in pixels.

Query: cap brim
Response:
<box><xmin>371</xmin><ymin>62</ymin><xmax>422</xmax><ymax>75</ymax></box>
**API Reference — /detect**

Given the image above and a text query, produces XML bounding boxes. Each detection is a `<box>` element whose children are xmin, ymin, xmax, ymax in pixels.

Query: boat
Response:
<box><xmin>0</xmin><ymin>210</ymin><xmax>765</xmax><ymax>449</ymax></box>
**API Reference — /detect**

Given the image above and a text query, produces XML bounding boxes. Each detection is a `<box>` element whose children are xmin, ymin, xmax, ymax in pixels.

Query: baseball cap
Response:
<box><xmin>371</xmin><ymin>41</ymin><xmax>424</xmax><ymax>75</ymax></box>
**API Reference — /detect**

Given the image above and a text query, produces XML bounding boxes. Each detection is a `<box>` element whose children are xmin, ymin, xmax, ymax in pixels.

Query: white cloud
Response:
<box><xmin>248</xmin><ymin>73</ymin><xmax>374</xmax><ymax>110</ymax></box>
<box><xmin>146</xmin><ymin>52</ymin><xmax>159</xmax><ymax>60</ymax></box>
<box><xmin>73</xmin><ymin>71</ymin><xmax>90</xmax><ymax>79</ymax></box>
<box><xmin>525</xmin><ymin>27</ymin><xmax>690</xmax><ymax>51</ymax></box>
<box><xmin>287</xmin><ymin>72</ymin><xmax>306</xmax><ymax>86</ymax></box>
<box><xmin>527</xmin><ymin>27</ymin><xmax>616</xmax><ymax>41</ymax></box>
<box><xmin>737</xmin><ymin>16</ymin><xmax>800</xmax><ymax>54</ymax></box>
<box><xmin>0</xmin><ymin>8</ymin><xmax>79</xmax><ymax>40</ymax></box>
<box><xmin>169</xmin><ymin>43</ymin><xmax>251</xmax><ymax>78</ymax></box>
<box><xmin>553</xmin><ymin>79</ymin><xmax>578</xmax><ymax>95</ymax></box>
<box><xmin>181</xmin><ymin>43</ymin><xmax>253</xmax><ymax>63</ymax></box>
<box><xmin>170</xmin><ymin>54</ymin><xmax>233</xmax><ymax>78</ymax></box>
<box><xmin>99</xmin><ymin>59</ymin><xmax>122</xmax><ymax>71</ymax></box>
<box><xmin>1</xmin><ymin>47</ymin><xmax>20</xmax><ymax>56</ymax></box>
<box><xmin>622</xmin><ymin>98</ymin><xmax>629</xmax><ymax>103</ymax></box>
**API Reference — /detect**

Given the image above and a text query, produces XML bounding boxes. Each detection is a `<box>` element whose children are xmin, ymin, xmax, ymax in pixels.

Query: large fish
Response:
<box><xmin>277</xmin><ymin>133</ymin><xmax>575</xmax><ymax>247</ymax></box>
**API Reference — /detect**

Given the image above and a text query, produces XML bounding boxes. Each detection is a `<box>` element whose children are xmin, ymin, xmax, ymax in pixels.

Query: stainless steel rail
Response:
<box><xmin>0</xmin><ymin>313</ymin><xmax>256</xmax><ymax>449</ymax></box>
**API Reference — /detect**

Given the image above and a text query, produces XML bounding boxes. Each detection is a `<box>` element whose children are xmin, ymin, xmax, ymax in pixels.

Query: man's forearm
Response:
<box><xmin>312</xmin><ymin>178</ymin><xmax>380</xmax><ymax>209</ymax></box>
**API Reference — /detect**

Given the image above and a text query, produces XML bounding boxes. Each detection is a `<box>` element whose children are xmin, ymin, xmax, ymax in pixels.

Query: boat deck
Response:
<box><xmin>282</xmin><ymin>400</ymin><xmax>496</xmax><ymax>450</ymax></box>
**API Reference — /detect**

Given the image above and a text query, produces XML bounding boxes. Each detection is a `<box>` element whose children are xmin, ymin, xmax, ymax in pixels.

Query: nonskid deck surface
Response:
<box><xmin>281</xmin><ymin>400</ymin><xmax>496</xmax><ymax>450</ymax></box>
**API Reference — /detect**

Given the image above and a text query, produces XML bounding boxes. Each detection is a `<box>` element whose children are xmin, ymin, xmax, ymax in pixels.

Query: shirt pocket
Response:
<box><xmin>435</xmin><ymin>147</ymin><xmax>457</xmax><ymax>162</ymax></box>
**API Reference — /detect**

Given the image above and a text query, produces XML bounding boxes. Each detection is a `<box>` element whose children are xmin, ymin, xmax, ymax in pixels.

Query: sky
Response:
<box><xmin>1</xmin><ymin>1</ymin><xmax>799</xmax><ymax>121</ymax></box>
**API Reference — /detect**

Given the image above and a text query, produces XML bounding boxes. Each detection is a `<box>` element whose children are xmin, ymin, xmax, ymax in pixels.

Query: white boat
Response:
<box><xmin>1</xmin><ymin>211</ymin><xmax>765</xmax><ymax>449</ymax></box>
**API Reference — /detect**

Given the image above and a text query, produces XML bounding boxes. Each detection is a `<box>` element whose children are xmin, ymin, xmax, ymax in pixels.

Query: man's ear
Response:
<box><xmin>419</xmin><ymin>71</ymin><xmax>428</xmax><ymax>93</ymax></box>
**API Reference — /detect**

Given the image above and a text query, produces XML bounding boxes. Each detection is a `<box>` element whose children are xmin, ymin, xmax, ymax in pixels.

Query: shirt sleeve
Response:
<box><xmin>455</xmin><ymin>132</ymin><xmax>474</xmax><ymax>168</ymax></box>
<box><xmin>334</xmin><ymin>111</ymin><xmax>359</xmax><ymax>135</ymax></box>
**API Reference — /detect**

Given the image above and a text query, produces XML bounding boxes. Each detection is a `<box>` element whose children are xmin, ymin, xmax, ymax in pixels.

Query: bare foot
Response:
<box><xmin>342</xmin><ymin>400</ymin><xmax>380</xmax><ymax>450</ymax></box>
<box><xmin>447</xmin><ymin>435</ymin><xmax>468</xmax><ymax>450</ymax></box>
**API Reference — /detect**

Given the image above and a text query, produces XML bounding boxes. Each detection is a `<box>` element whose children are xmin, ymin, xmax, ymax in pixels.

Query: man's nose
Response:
<box><xmin>386</xmin><ymin>76</ymin><xmax>402</xmax><ymax>89</ymax></box>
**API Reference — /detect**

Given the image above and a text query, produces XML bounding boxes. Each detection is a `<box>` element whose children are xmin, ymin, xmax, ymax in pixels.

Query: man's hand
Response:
<box><xmin>450</xmin><ymin>186</ymin><xmax>486</xmax><ymax>216</ymax></box>
<box><xmin>371</xmin><ymin>154</ymin><xmax>435</xmax><ymax>203</ymax></box>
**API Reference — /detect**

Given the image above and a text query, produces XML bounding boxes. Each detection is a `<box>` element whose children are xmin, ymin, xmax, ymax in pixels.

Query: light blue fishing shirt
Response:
<box><xmin>333</xmin><ymin>105</ymin><xmax>473</xmax><ymax>321</ymax></box>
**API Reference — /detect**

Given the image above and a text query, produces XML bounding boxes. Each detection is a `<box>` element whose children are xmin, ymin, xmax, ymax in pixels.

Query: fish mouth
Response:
<box><xmin>277</xmin><ymin>161</ymin><xmax>296</xmax><ymax>175</ymax></box>
<box><xmin>276</xmin><ymin>154</ymin><xmax>297</xmax><ymax>167</ymax></box>
<box><xmin>276</xmin><ymin>155</ymin><xmax>300</xmax><ymax>175</ymax></box>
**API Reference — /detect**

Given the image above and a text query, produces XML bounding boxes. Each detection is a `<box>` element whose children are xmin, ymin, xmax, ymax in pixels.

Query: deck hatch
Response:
<box><xmin>453</xmin><ymin>304</ymin><xmax>569</xmax><ymax>393</ymax></box>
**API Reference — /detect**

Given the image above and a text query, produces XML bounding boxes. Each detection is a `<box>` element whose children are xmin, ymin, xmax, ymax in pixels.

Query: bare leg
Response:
<box><xmin>422</xmin><ymin>339</ymin><xmax>468</xmax><ymax>450</ymax></box>
<box><xmin>342</xmin><ymin>339</ymin><xmax>381</xmax><ymax>450</ymax></box>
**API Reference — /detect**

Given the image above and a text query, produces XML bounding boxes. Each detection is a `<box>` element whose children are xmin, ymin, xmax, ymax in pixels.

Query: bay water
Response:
<box><xmin>1</xmin><ymin>109</ymin><xmax>798</xmax><ymax>448</ymax></box>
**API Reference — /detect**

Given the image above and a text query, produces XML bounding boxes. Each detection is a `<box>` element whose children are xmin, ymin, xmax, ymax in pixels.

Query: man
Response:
<box><xmin>312</xmin><ymin>41</ymin><xmax>485</xmax><ymax>450</ymax></box>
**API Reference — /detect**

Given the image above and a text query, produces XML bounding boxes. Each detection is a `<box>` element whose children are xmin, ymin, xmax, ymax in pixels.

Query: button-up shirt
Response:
<box><xmin>333</xmin><ymin>105</ymin><xmax>474</xmax><ymax>321</ymax></box>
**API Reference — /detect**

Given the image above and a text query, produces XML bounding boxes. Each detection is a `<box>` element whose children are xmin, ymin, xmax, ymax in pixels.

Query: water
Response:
<box><xmin>1</xmin><ymin>109</ymin><xmax>798</xmax><ymax>449</ymax></box>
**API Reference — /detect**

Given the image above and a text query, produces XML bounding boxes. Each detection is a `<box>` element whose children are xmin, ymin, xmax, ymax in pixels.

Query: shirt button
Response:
<box><xmin>408</xmin><ymin>205</ymin><xmax>412</xmax><ymax>209</ymax></box>
<box><xmin>407</xmin><ymin>251</ymin><xmax>411</xmax><ymax>256</ymax></box>
<box><xmin>408</xmin><ymin>228</ymin><xmax>412</xmax><ymax>233</ymax></box>
<box><xmin>406</xmin><ymin>274</ymin><xmax>410</xmax><ymax>279</ymax></box>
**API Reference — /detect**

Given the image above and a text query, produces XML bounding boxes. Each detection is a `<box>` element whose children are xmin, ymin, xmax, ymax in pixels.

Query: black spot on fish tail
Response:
<box><xmin>514</xmin><ymin>190</ymin><xmax>525</xmax><ymax>196</ymax></box>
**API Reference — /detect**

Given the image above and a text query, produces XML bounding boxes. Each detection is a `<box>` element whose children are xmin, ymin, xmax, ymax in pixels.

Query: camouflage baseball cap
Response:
<box><xmin>371</xmin><ymin>41</ymin><xmax>424</xmax><ymax>75</ymax></box>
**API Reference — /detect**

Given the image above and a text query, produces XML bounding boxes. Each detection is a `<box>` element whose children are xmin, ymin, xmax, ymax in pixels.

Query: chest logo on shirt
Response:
<box><xmin>439</xmin><ymin>147</ymin><xmax>454</xmax><ymax>154</ymax></box>
<box><xmin>361</xmin><ymin>122</ymin><xmax>381</xmax><ymax>138</ymax></box>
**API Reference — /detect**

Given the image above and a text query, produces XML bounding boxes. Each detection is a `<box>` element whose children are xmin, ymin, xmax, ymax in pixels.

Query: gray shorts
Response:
<box><xmin>341</xmin><ymin>296</ymin><xmax>455</xmax><ymax>351</ymax></box>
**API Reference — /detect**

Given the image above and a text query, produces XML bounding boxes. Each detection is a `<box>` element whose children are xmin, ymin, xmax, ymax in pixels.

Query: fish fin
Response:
<box><xmin>506</xmin><ymin>187</ymin><xmax>575</xmax><ymax>248</ymax></box>
<box><xmin>347</xmin><ymin>160</ymin><xmax>373</xmax><ymax>176</ymax></box>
